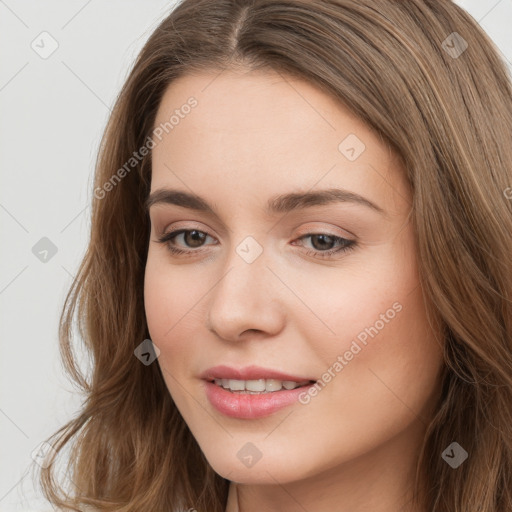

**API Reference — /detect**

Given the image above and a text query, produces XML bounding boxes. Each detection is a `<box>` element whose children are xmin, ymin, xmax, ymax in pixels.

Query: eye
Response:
<box><xmin>156</xmin><ymin>228</ymin><xmax>216</xmax><ymax>255</ymax></box>
<box><xmin>155</xmin><ymin>229</ymin><xmax>357</xmax><ymax>260</ymax></box>
<box><xmin>293</xmin><ymin>233</ymin><xmax>356</xmax><ymax>259</ymax></box>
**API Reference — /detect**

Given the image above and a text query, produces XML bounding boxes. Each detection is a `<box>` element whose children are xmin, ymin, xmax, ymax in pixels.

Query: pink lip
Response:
<box><xmin>200</xmin><ymin>365</ymin><xmax>317</xmax><ymax>419</ymax></box>
<box><xmin>199</xmin><ymin>364</ymin><xmax>316</xmax><ymax>382</ymax></box>
<box><xmin>203</xmin><ymin>380</ymin><xmax>316</xmax><ymax>419</ymax></box>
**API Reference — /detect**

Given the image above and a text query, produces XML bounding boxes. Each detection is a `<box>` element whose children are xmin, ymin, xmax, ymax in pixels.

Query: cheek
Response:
<box><xmin>143</xmin><ymin>254</ymin><xmax>210</xmax><ymax>378</ymax></box>
<box><xmin>309</xmin><ymin>281</ymin><xmax>443</xmax><ymax>429</ymax></box>
<box><xmin>143</xmin><ymin>262</ymin><xmax>175</xmax><ymax>341</ymax></box>
<box><xmin>143</xmin><ymin>259</ymin><xmax>196</xmax><ymax>408</ymax></box>
<box><xmin>143</xmin><ymin>251</ymin><xmax>202</xmax><ymax>341</ymax></box>
<box><xmin>143</xmin><ymin>269</ymin><xmax>194</xmax><ymax>383</ymax></box>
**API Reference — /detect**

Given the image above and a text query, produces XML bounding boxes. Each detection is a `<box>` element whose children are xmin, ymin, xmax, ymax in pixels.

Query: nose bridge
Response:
<box><xmin>206</xmin><ymin>232</ymin><xmax>284</xmax><ymax>340</ymax></box>
<box><xmin>216</xmin><ymin>233</ymin><xmax>272</xmax><ymax>308</ymax></box>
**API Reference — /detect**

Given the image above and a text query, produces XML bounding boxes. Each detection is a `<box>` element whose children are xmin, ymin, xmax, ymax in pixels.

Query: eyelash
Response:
<box><xmin>155</xmin><ymin>228</ymin><xmax>356</xmax><ymax>260</ymax></box>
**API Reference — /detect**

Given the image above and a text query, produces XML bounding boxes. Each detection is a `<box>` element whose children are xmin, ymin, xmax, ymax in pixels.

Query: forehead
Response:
<box><xmin>150</xmin><ymin>69</ymin><xmax>410</xmax><ymax>214</ymax></box>
<box><xmin>153</xmin><ymin>68</ymin><xmax>376</xmax><ymax>149</ymax></box>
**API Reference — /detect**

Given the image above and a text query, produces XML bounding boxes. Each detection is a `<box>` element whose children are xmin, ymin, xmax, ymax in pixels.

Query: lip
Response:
<box><xmin>200</xmin><ymin>365</ymin><xmax>317</xmax><ymax>419</ymax></box>
<box><xmin>199</xmin><ymin>364</ymin><xmax>316</xmax><ymax>382</ymax></box>
<box><xmin>203</xmin><ymin>380</ymin><xmax>317</xmax><ymax>419</ymax></box>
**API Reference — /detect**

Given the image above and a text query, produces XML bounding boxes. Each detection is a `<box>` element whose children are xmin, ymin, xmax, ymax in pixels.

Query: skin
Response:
<box><xmin>144</xmin><ymin>68</ymin><xmax>445</xmax><ymax>512</ymax></box>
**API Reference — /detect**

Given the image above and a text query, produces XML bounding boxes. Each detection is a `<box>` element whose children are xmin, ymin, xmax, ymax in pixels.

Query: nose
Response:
<box><xmin>206</xmin><ymin>244</ymin><xmax>285</xmax><ymax>342</ymax></box>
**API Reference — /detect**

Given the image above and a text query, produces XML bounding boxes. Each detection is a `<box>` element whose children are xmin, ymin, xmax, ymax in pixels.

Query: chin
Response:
<box><xmin>203</xmin><ymin>445</ymin><xmax>313</xmax><ymax>485</ymax></box>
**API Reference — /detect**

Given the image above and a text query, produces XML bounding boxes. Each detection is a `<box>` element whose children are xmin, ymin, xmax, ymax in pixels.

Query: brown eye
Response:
<box><xmin>181</xmin><ymin>230</ymin><xmax>207</xmax><ymax>248</ymax></box>
<box><xmin>293</xmin><ymin>233</ymin><xmax>356</xmax><ymax>260</ymax></box>
<box><xmin>307</xmin><ymin>234</ymin><xmax>337</xmax><ymax>251</ymax></box>
<box><xmin>156</xmin><ymin>229</ymin><xmax>217</xmax><ymax>255</ymax></box>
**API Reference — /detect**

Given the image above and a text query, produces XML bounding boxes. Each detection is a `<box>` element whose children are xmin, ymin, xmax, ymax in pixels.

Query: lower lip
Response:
<box><xmin>203</xmin><ymin>380</ymin><xmax>316</xmax><ymax>419</ymax></box>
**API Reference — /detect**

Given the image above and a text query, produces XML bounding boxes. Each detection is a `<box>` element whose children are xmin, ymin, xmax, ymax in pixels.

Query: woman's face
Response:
<box><xmin>144</xmin><ymin>69</ymin><xmax>444</xmax><ymax>488</ymax></box>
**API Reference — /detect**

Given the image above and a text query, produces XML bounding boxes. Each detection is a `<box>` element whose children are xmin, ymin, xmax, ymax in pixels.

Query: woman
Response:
<box><xmin>38</xmin><ymin>0</ymin><xmax>512</xmax><ymax>511</ymax></box>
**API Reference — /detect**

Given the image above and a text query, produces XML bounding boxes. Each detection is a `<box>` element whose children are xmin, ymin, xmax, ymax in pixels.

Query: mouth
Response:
<box><xmin>203</xmin><ymin>377</ymin><xmax>318</xmax><ymax>419</ymax></box>
<box><xmin>207</xmin><ymin>378</ymin><xmax>317</xmax><ymax>394</ymax></box>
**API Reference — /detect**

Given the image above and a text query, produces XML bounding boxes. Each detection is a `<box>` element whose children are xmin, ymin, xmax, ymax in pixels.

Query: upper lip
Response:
<box><xmin>200</xmin><ymin>365</ymin><xmax>317</xmax><ymax>383</ymax></box>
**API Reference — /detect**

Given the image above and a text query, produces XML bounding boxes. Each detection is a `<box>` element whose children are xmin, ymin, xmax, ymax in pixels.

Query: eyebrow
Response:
<box><xmin>144</xmin><ymin>187</ymin><xmax>387</xmax><ymax>217</ymax></box>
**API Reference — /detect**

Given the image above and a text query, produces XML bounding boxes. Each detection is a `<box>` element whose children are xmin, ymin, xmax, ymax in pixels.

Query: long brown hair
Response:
<box><xmin>36</xmin><ymin>1</ymin><xmax>512</xmax><ymax>510</ymax></box>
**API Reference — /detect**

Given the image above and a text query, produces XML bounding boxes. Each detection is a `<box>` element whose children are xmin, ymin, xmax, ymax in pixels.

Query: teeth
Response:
<box><xmin>213</xmin><ymin>378</ymin><xmax>312</xmax><ymax>393</ymax></box>
<box><xmin>265</xmin><ymin>379</ymin><xmax>283</xmax><ymax>391</ymax></box>
<box><xmin>283</xmin><ymin>380</ymin><xmax>301</xmax><ymax>390</ymax></box>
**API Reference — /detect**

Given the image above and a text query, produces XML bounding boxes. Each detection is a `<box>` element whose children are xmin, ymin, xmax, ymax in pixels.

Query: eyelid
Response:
<box><xmin>158</xmin><ymin>220</ymin><xmax>218</xmax><ymax>237</ymax></box>
<box><xmin>293</xmin><ymin>222</ymin><xmax>356</xmax><ymax>240</ymax></box>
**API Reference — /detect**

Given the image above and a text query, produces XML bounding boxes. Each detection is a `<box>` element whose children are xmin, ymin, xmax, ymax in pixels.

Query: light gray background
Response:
<box><xmin>0</xmin><ymin>1</ymin><xmax>510</xmax><ymax>510</ymax></box>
